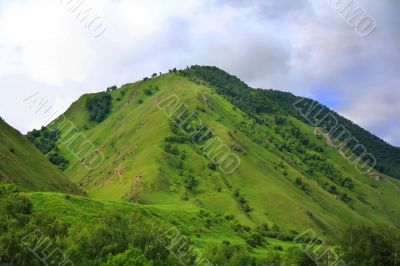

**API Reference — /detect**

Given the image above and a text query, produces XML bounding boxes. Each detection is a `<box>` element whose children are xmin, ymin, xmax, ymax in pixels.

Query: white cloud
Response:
<box><xmin>0</xmin><ymin>0</ymin><xmax>92</xmax><ymax>86</ymax></box>
<box><xmin>0</xmin><ymin>0</ymin><xmax>398</xmax><ymax>146</ymax></box>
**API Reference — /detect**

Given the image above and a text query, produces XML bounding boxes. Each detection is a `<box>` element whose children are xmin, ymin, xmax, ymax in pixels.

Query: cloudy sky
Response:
<box><xmin>0</xmin><ymin>0</ymin><xmax>398</xmax><ymax>146</ymax></box>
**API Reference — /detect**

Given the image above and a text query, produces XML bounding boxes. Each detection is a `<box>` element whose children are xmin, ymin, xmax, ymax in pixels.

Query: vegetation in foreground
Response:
<box><xmin>1</xmin><ymin>183</ymin><xmax>399</xmax><ymax>266</ymax></box>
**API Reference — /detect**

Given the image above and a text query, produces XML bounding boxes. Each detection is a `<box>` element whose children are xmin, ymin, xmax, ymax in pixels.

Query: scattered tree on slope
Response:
<box><xmin>86</xmin><ymin>92</ymin><xmax>112</xmax><ymax>123</ymax></box>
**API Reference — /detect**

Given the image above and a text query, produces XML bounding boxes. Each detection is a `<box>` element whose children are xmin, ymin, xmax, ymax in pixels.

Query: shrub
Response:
<box><xmin>86</xmin><ymin>93</ymin><xmax>112</xmax><ymax>123</ymax></box>
<box><xmin>246</xmin><ymin>232</ymin><xmax>265</xmax><ymax>247</ymax></box>
<box><xmin>208</xmin><ymin>162</ymin><xmax>217</xmax><ymax>171</ymax></box>
<box><xmin>106</xmin><ymin>248</ymin><xmax>153</xmax><ymax>266</ymax></box>
<box><xmin>106</xmin><ymin>85</ymin><xmax>117</xmax><ymax>92</ymax></box>
<box><xmin>184</xmin><ymin>175</ymin><xmax>196</xmax><ymax>190</ymax></box>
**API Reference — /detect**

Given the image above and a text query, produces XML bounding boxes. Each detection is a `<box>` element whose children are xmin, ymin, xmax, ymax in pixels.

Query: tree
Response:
<box><xmin>184</xmin><ymin>175</ymin><xmax>196</xmax><ymax>190</ymax></box>
<box><xmin>106</xmin><ymin>85</ymin><xmax>117</xmax><ymax>92</ymax></box>
<box><xmin>284</xmin><ymin>247</ymin><xmax>316</xmax><ymax>266</ymax></box>
<box><xmin>0</xmin><ymin>183</ymin><xmax>68</xmax><ymax>266</ymax></box>
<box><xmin>339</xmin><ymin>225</ymin><xmax>400</xmax><ymax>266</ymax></box>
<box><xmin>106</xmin><ymin>248</ymin><xmax>153</xmax><ymax>266</ymax></box>
<box><xmin>86</xmin><ymin>93</ymin><xmax>112</xmax><ymax>123</ymax></box>
<box><xmin>208</xmin><ymin>162</ymin><xmax>217</xmax><ymax>171</ymax></box>
<box><xmin>203</xmin><ymin>243</ymin><xmax>257</xmax><ymax>266</ymax></box>
<box><xmin>246</xmin><ymin>232</ymin><xmax>265</xmax><ymax>247</ymax></box>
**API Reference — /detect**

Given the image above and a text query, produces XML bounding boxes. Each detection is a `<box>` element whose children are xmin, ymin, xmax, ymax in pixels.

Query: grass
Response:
<box><xmin>33</xmin><ymin>72</ymin><xmax>400</xmax><ymax>240</ymax></box>
<box><xmin>0</xmin><ymin>118</ymin><xmax>79</xmax><ymax>194</ymax></box>
<box><xmin>29</xmin><ymin>192</ymin><xmax>295</xmax><ymax>256</ymax></box>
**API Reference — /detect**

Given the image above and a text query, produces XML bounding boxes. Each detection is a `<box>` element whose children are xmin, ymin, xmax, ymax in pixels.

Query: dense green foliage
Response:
<box><xmin>106</xmin><ymin>248</ymin><xmax>153</xmax><ymax>265</ymax></box>
<box><xmin>0</xmin><ymin>184</ymin><xmax>50</xmax><ymax>266</ymax></box>
<box><xmin>3</xmin><ymin>185</ymin><xmax>397</xmax><ymax>265</ymax></box>
<box><xmin>179</xmin><ymin>65</ymin><xmax>400</xmax><ymax>179</ymax></box>
<box><xmin>86</xmin><ymin>92</ymin><xmax>112</xmax><ymax>123</ymax></box>
<box><xmin>27</xmin><ymin>127</ymin><xmax>68</xmax><ymax>170</ymax></box>
<box><xmin>0</xmin><ymin>184</ymin><xmax>194</xmax><ymax>266</ymax></box>
<box><xmin>338</xmin><ymin>225</ymin><xmax>400</xmax><ymax>266</ymax></box>
<box><xmin>179</xmin><ymin>65</ymin><xmax>298</xmax><ymax>117</ymax></box>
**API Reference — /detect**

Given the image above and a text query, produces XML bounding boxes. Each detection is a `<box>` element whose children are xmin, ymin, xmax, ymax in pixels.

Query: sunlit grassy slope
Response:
<box><xmin>46</xmin><ymin>72</ymin><xmax>400</xmax><ymax>237</ymax></box>
<box><xmin>0</xmin><ymin>118</ymin><xmax>80</xmax><ymax>194</ymax></box>
<box><xmin>29</xmin><ymin>192</ymin><xmax>295</xmax><ymax>255</ymax></box>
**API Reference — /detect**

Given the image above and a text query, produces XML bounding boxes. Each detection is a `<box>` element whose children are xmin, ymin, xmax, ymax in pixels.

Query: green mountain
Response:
<box><xmin>3</xmin><ymin>65</ymin><xmax>399</xmax><ymax>265</ymax></box>
<box><xmin>0</xmin><ymin>118</ymin><xmax>80</xmax><ymax>194</ymax></box>
<box><xmin>33</xmin><ymin>66</ymin><xmax>400</xmax><ymax>237</ymax></box>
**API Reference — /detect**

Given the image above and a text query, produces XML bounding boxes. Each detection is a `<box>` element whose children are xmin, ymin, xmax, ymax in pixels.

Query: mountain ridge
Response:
<box><xmin>25</xmin><ymin>67</ymin><xmax>400</xmax><ymax>237</ymax></box>
<box><xmin>179</xmin><ymin>66</ymin><xmax>400</xmax><ymax>179</ymax></box>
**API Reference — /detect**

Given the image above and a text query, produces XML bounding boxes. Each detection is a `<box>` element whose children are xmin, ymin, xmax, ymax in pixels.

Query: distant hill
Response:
<box><xmin>0</xmin><ymin>118</ymin><xmax>81</xmax><ymax>194</ymax></box>
<box><xmin>34</xmin><ymin>67</ymin><xmax>400</xmax><ymax>237</ymax></box>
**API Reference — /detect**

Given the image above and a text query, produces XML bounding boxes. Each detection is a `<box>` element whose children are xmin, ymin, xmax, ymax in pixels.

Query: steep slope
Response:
<box><xmin>0</xmin><ymin>118</ymin><xmax>80</xmax><ymax>194</ymax></box>
<box><xmin>180</xmin><ymin>65</ymin><xmax>400</xmax><ymax>179</ymax></box>
<box><xmin>43</xmin><ymin>70</ymin><xmax>400</xmax><ymax>237</ymax></box>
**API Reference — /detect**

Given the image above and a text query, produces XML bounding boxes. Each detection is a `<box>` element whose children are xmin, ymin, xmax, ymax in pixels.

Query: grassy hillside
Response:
<box><xmin>41</xmin><ymin>71</ymin><xmax>400</xmax><ymax>238</ymax></box>
<box><xmin>0</xmin><ymin>118</ymin><xmax>80</xmax><ymax>194</ymax></box>
<box><xmin>29</xmin><ymin>192</ymin><xmax>295</xmax><ymax>255</ymax></box>
<box><xmin>180</xmin><ymin>65</ymin><xmax>400</xmax><ymax>179</ymax></box>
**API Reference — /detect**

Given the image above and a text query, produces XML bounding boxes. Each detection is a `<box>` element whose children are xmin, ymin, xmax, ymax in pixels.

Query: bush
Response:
<box><xmin>106</xmin><ymin>85</ymin><xmax>117</xmax><ymax>92</ymax></box>
<box><xmin>208</xmin><ymin>162</ymin><xmax>217</xmax><ymax>171</ymax></box>
<box><xmin>284</xmin><ymin>247</ymin><xmax>316</xmax><ymax>266</ymax></box>
<box><xmin>106</xmin><ymin>248</ymin><xmax>153</xmax><ymax>266</ymax></box>
<box><xmin>48</xmin><ymin>150</ymin><xmax>69</xmax><ymax>170</ymax></box>
<box><xmin>184</xmin><ymin>175</ymin><xmax>196</xmax><ymax>190</ymax></box>
<box><xmin>246</xmin><ymin>232</ymin><xmax>265</xmax><ymax>247</ymax></box>
<box><xmin>164</xmin><ymin>143</ymin><xmax>179</xmax><ymax>155</ymax></box>
<box><xmin>86</xmin><ymin>93</ymin><xmax>112</xmax><ymax>123</ymax></box>
<box><xmin>203</xmin><ymin>243</ymin><xmax>256</xmax><ymax>266</ymax></box>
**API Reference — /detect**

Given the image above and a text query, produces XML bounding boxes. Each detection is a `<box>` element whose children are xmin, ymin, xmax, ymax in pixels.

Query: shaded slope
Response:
<box><xmin>44</xmin><ymin>72</ymin><xmax>400</xmax><ymax>237</ymax></box>
<box><xmin>0</xmin><ymin>118</ymin><xmax>80</xmax><ymax>194</ymax></box>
